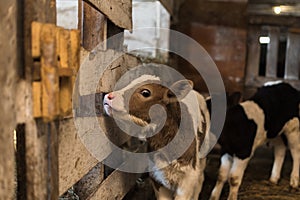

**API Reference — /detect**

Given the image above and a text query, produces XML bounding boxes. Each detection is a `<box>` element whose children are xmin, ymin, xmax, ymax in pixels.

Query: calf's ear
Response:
<box><xmin>164</xmin><ymin>80</ymin><xmax>193</xmax><ymax>103</ymax></box>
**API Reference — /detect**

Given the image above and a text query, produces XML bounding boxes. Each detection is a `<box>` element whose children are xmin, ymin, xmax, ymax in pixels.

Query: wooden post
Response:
<box><xmin>0</xmin><ymin>0</ymin><xmax>18</xmax><ymax>199</ymax></box>
<box><xmin>41</xmin><ymin>23</ymin><xmax>59</xmax><ymax>121</ymax></box>
<box><xmin>86</xmin><ymin>0</ymin><xmax>132</xmax><ymax>30</ymax></box>
<box><xmin>23</xmin><ymin>0</ymin><xmax>59</xmax><ymax>199</ymax></box>
<box><xmin>82</xmin><ymin>1</ymin><xmax>107</xmax><ymax>51</ymax></box>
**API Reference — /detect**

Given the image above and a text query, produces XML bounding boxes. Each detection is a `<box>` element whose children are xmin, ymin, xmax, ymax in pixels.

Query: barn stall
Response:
<box><xmin>1</xmin><ymin>0</ymin><xmax>300</xmax><ymax>199</ymax></box>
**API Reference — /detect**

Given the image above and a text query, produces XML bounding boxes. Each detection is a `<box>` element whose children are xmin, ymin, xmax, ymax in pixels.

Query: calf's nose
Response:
<box><xmin>107</xmin><ymin>93</ymin><xmax>115</xmax><ymax>100</ymax></box>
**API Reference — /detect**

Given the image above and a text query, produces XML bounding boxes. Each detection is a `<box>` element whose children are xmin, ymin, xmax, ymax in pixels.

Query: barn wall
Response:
<box><xmin>172</xmin><ymin>0</ymin><xmax>248</xmax><ymax>93</ymax></box>
<box><xmin>0</xmin><ymin>0</ymin><xmax>18</xmax><ymax>199</ymax></box>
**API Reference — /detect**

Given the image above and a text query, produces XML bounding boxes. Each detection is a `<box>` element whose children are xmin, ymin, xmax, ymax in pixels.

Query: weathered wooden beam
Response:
<box><xmin>58</xmin><ymin>118</ymin><xmax>98</xmax><ymax>195</ymax></box>
<box><xmin>0</xmin><ymin>0</ymin><xmax>18</xmax><ymax>199</ymax></box>
<box><xmin>249</xmin><ymin>15</ymin><xmax>300</xmax><ymax>28</ymax></box>
<box><xmin>88</xmin><ymin>167</ymin><xmax>141</xmax><ymax>200</ymax></box>
<box><xmin>23</xmin><ymin>0</ymin><xmax>59</xmax><ymax>200</ymax></box>
<box><xmin>82</xmin><ymin>1</ymin><xmax>107</xmax><ymax>51</ymax></box>
<box><xmin>58</xmin><ymin>116</ymin><xmax>133</xmax><ymax>195</ymax></box>
<box><xmin>33</xmin><ymin>81</ymin><xmax>42</xmax><ymax>118</ymax></box>
<box><xmin>40</xmin><ymin>23</ymin><xmax>60</xmax><ymax>121</ymax></box>
<box><xmin>73</xmin><ymin>162</ymin><xmax>104</xmax><ymax>199</ymax></box>
<box><xmin>25</xmin><ymin>120</ymin><xmax>59</xmax><ymax>200</ymax></box>
<box><xmin>247</xmin><ymin>3</ymin><xmax>300</xmax><ymax>17</ymax></box>
<box><xmin>86</xmin><ymin>0</ymin><xmax>132</xmax><ymax>30</ymax></box>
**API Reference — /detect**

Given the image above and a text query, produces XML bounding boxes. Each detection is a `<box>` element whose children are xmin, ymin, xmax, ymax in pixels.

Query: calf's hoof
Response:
<box><xmin>290</xmin><ymin>176</ymin><xmax>299</xmax><ymax>189</ymax></box>
<box><xmin>269</xmin><ymin>177</ymin><xmax>279</xmax><ymax>185</ymax></box>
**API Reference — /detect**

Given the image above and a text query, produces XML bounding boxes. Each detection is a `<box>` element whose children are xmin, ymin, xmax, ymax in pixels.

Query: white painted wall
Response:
<box><xmin>124</xmin><ymin>0</ymin><xmax>170</xmax><ymax>61</ymax></box>
<box><xmin>56</xmin><ymin>0</ymin><xmax>78</xmax><ymax>29</ymax></box>
<box><xmin>56</xmin><ymin>0</ymin><xmax>171</xmax><ymax>61</ymax></box>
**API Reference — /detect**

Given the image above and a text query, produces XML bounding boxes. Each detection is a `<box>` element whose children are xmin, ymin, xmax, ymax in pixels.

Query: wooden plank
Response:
<box><xmin>59</xmin><ymin>77</ymin><xmax>72</xmax><ymax>116</ymax></box>
<box><xmin>33</xmin><ymin>81</ymin><xmax>42</xmax><ymax>118</ymax></box>
<box><xmin>266</xmin><ymin>27</ymin><xmax>279</xmax><ymax>78</ymax></box>
<box><xmin>0</xmin><ymin>0</ymin><xmax>18</xmax><ymax>199</ymax></box>
<box><xmin>70</xmin><ymin>30</ymin><xmax>81</xmax><ymax>72</ymax></box>
<box><xmin>85</xmin><ymin>141</ymin><xmax>147</xmax><ymax>200</ymax></box>
<box><xmin>58</xmin><ymin>118</ymin><xmax>98</xmax><ymax>195</ymax></box>
<box><xmin>25</xmin><ymin>119</ymin><xmax>47</xmax><ymax>199</ymax></box>
<box><xmin>32</xmin><ymin>21</ymin><xmax>42</xmax><ymax>58</ymax></box>
<box><xmin>48</xmin><ymin>122</ymin><xmax>59</xmax><ymax>200</ymax></box>
<box><xmin>58</xmin><ymin>28</ymin><xmax>70</xmax><ymax>68</ymax></box>
<box><xmin>25</xmin><ymin>120</ymin><xmax>59</xmax><ymax>200</ymax></box>
<box><xmin>86</xmin><ymin>0</ymin><xmax>132</xmax><ymax>30</ymax></box>
<box><xmin>73</xmin><ymin>162</ymin><xmax>104</xmax><ymax>199</ymax></box>
<box><xmin>247</xmin><ymin>4</ymin><xmax>300</xmax><ymax>17</ymax></box>
<box><xmin>40</xmin><ymin>23</ymin><xmax>59</xmax><ymax>121</ymax></box>
<box><xmin>248</xmin><ymin>15</ymin><xmax>300</xmax><ymax>28</ymax></box>
<box><xmin>78</xmin><ymin>49</ymin><xmax>140</xmax><ymax>96</ymax></box>
<box><xmin>284</xmin><ymin>32</ymin><xmax>300</xmax><ymax>80</ymax></box>
<box><xmin>82</xmin><ymin>1</ymin><xmax>107</xmax><ymax>51</ymax></box>
<box><xmin>88</xmin><ymin>169</ymin><xmax>140</xmax><ymax>200</ymax></box>
<box><xmin>58</xmin><ymin>67</ymin><xmax>74</xmax><ymax>77</ymax></box>
<box><xmin>245</xmin><ymin>27</ymin><xmax>261</xmax><ymax>86</ymax></box>
<box><xmin>97</xmin><ymin>52</ymin><xmax>141</xmax><ymax>93</ymax></box>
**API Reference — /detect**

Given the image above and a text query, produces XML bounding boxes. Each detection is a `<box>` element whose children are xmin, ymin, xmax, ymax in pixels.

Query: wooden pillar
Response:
<box><xmin>82</xmin><ymin>1</ymin><xmax>107</xmax><ymax>51</ymax></box>
<box><xmin>23</xmin><ymin>0</ymin><xmax>58</xmax><ymax>199</ymax></box>
<box><xmin>0</xmin><ymin>0</ymin><xmax>18</xmax><ymax>199</ymax></box>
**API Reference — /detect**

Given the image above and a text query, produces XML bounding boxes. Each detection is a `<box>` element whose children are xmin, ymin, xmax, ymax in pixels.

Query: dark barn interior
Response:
<box><xmin>1</xmin><ymin>0</ymin><xmax>300</xmax><ymax>199</ymax></box>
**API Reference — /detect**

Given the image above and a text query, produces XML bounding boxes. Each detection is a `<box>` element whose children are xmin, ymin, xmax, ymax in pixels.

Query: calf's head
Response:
<box><xmin>103</xmin><ymin>76</ymin><xmax>193</xmax><ymax>125</ymax></box>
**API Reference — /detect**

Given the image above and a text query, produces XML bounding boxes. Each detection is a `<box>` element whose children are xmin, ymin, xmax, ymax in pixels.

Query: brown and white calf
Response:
<box><xmin>103</xmin><ymin>75</ymin><xmax>210</xmax><ymax>200</ymax></box>
<box><xmin>210</xmin><ymin>82</ymin><xmax>300</xmax><ymax>200</ymax></box>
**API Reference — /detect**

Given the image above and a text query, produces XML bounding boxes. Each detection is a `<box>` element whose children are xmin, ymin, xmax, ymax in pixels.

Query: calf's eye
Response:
<box><xmin>140</xmin><ymin>89</ymin><xmax>151</xmax><ymax>98</ymax></box>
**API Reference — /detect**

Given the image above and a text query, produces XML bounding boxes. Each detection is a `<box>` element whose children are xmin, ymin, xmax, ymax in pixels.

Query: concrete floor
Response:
<box><xmin>125</xmin><ymin>146</ymin><xmax>300</xmax><ymax>200</ymax></box>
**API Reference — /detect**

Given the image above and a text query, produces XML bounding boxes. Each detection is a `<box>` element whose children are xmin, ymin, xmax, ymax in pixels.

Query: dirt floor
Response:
<box><xmin>124</xmin><ymin>146</ymin><xmax>300</xmax><ymax>200</ymax></box>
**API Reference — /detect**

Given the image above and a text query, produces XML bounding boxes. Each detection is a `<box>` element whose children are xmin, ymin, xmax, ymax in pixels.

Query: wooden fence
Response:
<box><xmin>0</xmin><ymin>0</ymin><xmax>180</xmax><ymax>199</ymax></box>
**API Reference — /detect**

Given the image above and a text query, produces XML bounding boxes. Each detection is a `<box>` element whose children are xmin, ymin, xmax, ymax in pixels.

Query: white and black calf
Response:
<box><xmin>210</xmin><ymin>82</ymin><xmax>300</xmax><ymax>200</ymax></box>
<box><xmin>103</xmin><ymin>75</ymin><xmax>210</xmax><ymax>200</ymax></box>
